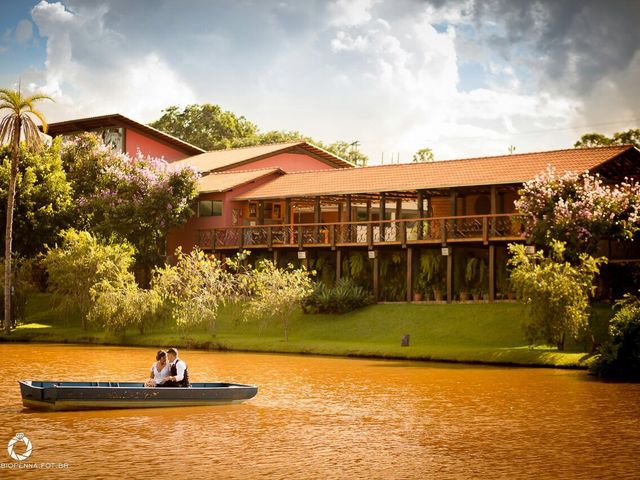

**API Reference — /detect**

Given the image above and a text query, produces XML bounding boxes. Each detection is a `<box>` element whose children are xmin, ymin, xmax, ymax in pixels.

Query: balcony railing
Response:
<box><xmin>196</xmin><ymin>213</ymin><xmax>525</xmax><ymax>250</ymax></box>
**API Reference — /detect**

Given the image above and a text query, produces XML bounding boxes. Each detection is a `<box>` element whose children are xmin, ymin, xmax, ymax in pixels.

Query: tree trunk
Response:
<box><xmin>3</xmin><ymin>122</ymin><xmax>20</xmax><ymax>334</ymax></box>
<box><xmin>557</xmin><ymin>332</ymin><xmax>565</xmax><ymax>351</ymax></box>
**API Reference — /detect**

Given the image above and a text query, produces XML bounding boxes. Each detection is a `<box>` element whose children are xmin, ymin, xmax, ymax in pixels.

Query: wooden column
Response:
<box><xmin>406</xmin><ymin>247</ymin><xmax>413</xmax><ymax>302</ymax></box>
<box><xmin>336</xmin><ymin>250</ymin><xmax>342</xmax><ymax>281</ymax></box>
<box><xmin>417</xmin><ymin>190</ymin><xmax>424</xmax><ymax>240</ymax></box>
<box><xmin>273</xmin><ymin>249</ymin><xmax>279</xmax><ymax>267</ymax></box>
<box><xmin>373</xmin><ymin>253</ymin><xmax>380</xmax><ymax>302</ymax></box>
<box><xmin>285</xmin><ymin>198</ymin><xmax>292</xmax><ymax>224</ymax></box>
<box><xmin>490</xmin><ymin>186</ymin><xmax>497</xmax><ymax>236</ymax></box>
<box><xmin>366</xmin><ymin>200</ymin><xmax>373</xmax><ymax>248</ymax></box>
<box><xmin>346</xmin><ymin>194</ymin><xmax>352</xmax><ymax>242</ymax></box>
<box><xmin>449</xmin><ymin>191</ymin><xmax>457</xmax><ymax>238</ymax></box>
<box><xmin>380</xmin><ymin>193</ymin><xmax>386</xmax><ymax>242</ymax></box>
<box><xmin>258</xmin><ymin>200</ymin><xmax>265</xmax><ymax>225</ymax></box>
<box><xmin>489</xmin><ymin>245</ymin><xmax>495</xmax><ymax>302</ymax></box>
<box><xmin>314</xmin><ymin>196</ymin><xmax>321</xmax><ymax>241</ymax></box>
<box><xmin>396</xmin><ymin>199</ymin><xmax>403</xmax><ymax>242</ymax></box>
<box><xmin>446</xmin><ymin>251</ymin><xmax>453</xmax><ymax>303</ymax></box>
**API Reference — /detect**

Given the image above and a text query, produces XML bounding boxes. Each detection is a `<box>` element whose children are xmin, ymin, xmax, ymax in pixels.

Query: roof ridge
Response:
<box><xmin>203</xmin><ymin>167</ymin><xmax>282</xmax><ymax>175</ymax></box>
<box><xmin>275</xmin><ymin>144</ymin><xmax>635</xmax><ymax>175</ymax></box>
<box><xmin>204</xmin><ymin>141</ymin><xmax>303</xmax><ymax>153</ymax></box>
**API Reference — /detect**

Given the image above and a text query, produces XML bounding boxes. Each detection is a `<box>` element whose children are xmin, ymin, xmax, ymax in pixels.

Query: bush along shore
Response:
<box><xmin>0</xmin><ymin>293</ymin><xmax>615</xmax><ymax>369</ymax></box>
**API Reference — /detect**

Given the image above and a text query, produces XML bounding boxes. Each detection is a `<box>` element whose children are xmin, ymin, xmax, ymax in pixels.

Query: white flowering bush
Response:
<box><xmin>516</xmin><ymin>166</ymin><xmax>640</xmax><ymax>257</ymax></box>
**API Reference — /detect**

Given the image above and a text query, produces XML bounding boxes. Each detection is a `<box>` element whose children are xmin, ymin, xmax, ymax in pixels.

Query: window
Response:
<box><xmin>199</xmin><ymin>200</ymin><xmax>223</xmax><ymax>217</ymax></box>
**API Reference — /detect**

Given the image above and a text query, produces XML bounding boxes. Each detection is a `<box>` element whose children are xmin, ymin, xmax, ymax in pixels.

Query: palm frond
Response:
<box><xmin>24</xmin><ymin>108</ymin><xmax>48</xmax><ymax>133</ymax></box>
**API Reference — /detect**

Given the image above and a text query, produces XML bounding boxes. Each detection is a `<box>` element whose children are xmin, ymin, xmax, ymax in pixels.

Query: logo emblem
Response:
<box><xmin>7</xmin><ymin>433</ymin><xmax>32</xmax><ymax>461</ymax></box>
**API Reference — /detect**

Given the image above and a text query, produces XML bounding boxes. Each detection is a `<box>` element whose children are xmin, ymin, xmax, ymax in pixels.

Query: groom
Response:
<box><xmin>158</xmin><ymin>347</ymin><xmax>190</xmax><ymax>387</ymax></box>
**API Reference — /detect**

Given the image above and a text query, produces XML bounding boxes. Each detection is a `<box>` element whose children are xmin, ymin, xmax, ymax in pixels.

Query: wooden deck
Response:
<box><xmin>197</xmin><ymin>213</ymin><xmax>525</xmax><ymax>251</ymax></box>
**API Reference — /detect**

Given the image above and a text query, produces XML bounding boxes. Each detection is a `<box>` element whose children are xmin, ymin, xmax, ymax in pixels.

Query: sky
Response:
<box><xmin>1</xmin><ymin>0</ymin><xmax>639</xmax><ymax>163</ymax></box>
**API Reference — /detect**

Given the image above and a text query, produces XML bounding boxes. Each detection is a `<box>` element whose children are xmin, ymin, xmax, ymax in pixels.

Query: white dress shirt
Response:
<box><xmin>171</xmin><ymin>358</ymin><xmax>187</xmax><ymax>382</ymax></box>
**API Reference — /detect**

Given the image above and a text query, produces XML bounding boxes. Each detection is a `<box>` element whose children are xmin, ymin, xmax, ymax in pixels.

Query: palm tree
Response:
<box><xmin>0</xmin><ymin>87</ymin><xmax>52</xmax><ymax>333</ymax></box>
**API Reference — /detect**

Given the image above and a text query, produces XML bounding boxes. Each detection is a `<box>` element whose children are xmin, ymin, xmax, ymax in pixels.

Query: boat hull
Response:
<box><xmin>19</xmin><ymin>381</ymin><xmax>258</xmax><ymax>411</ymax></box>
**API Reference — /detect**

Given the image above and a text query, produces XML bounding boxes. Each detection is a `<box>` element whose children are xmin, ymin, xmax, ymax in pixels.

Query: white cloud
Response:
<box><xmin>15</xmin><ymin>20</ymin><xmax>33</xmax><ymax>44</ymax></box>
<box><xmin>28</xmin><ymin>0</ymin><xmax>195</xmax><ymax>122</ymax></box>
<box><xmin>328</xmin><ymin>0</ymin><xmax>376</xmax><ymax>27</ymax></box>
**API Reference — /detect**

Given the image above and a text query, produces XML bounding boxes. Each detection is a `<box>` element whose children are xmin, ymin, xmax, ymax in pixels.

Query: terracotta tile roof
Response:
<box><xmin>236</xmin><ymin>145</ymin><xmax>639</xmax><ymax>200</ymax></box>
<box><xmin>197</xmin><ymin>168</ymin><xmax>283</xmax><ymax>193</ymax></box>
<box><xmin>171</xmin><ymin>141</ymin><xmax>354</xmax><ymax>173</ymax></box>
<box><xmin>45</xmin><ymin>114</ymin><xmax>206</xmax><ymax>155</ymax></box>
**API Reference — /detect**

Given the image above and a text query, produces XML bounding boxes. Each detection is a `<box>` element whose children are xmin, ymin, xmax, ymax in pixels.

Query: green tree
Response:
<box><xmin>574</xmin><ymin>128</ymin><xmax>640</xmax><ymax>148</ymax></box>
<box><xmin>88</xmin><ymin>280</ymin><xmax>161</xmax><ymax>335</ymax></box>
<box><xmin>149</xmin><ymin>103</ymin><xmax>367</xmax><ymax>165</ymax></box>
<box><xmin>412</xmin><ymin>147</ymin><xmax>434</xmax><ymax>163</ymax></box>
<box><xmin>43</xmin><ymin>229</ymin><xmax>137</xmax><ymax>330</ymax></box>
<box><xmin>242</xmin><ymin>259</ymin><xmax>313</xmax><ymax>341</ymax></box>
<box><xmin>152</xmin><ymin>248</ymin><xmax>239</xmax><ymax>334</ymax></box>
<box><xmin>149</xmin><ymin>104</ymin><xmax>259</xmax><ymax>150</ymax></box>
<box><xmin>508</xmin><ymin>241</ymin><xmax>604</xmax><ymax>350</ymax></box>
<box><xmin>0</xmin><ymin>140</ymin><xmax>72</xmax><ymax>257</ymax></box>
<box><xmin>321</xmin><ymin>141</ymin><xmax>368</xmax><ymax>166</ymax></box>
<box><xmin>0</xmin><ymin>87</ymin><xmax>52</xmax><ymax>333</ymax></box>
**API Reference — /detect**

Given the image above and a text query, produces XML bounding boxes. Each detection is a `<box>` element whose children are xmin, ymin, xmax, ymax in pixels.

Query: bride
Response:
<box><xmin>144</xmin><ymin>350</ymin><xmax>170</xmax><ymax>387</ymax></box>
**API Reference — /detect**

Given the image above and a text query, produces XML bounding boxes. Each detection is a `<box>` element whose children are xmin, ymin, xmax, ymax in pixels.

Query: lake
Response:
<box><xmin>1</xmin><ymin>344</ymin><xmax>639</xmax><ymax>479</ymax></box>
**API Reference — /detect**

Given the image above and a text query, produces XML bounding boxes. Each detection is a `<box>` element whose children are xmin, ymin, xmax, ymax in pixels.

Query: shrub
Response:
<box><xmin>302</xmin><ymin>277</ymin><xmax>372</xmax><ymax>314</ymax></box>
<box><xmin>508</xmin><ymin>240</ymin><xmax>604</xmax><ymax>350</ymax></box>
<box><xmin>591</xmin><ymin>294</ymin><xmax>640</xmax><ymax>379</ymax></box>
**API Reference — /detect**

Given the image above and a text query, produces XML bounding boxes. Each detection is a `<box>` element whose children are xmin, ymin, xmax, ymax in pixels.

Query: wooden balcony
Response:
<box><xmin>196</xmin><ymin>213</ymin><xmax>525</xmax><ymax>251</ymax></box>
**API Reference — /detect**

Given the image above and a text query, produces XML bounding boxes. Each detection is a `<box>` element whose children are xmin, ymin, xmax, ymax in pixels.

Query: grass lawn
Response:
<box><xmin>0</xmin><ymin>293</ymin><xmax>615</xmax><ymax>369</ymax></box>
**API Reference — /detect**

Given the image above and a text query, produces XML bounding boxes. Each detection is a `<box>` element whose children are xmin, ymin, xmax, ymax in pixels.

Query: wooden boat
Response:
<box><xmin>19</xmin><ymin>380</ymin><xmax>258</xmax><ymax>411</ymax></box>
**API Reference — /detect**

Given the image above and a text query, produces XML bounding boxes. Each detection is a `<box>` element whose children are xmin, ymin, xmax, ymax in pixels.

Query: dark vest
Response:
<box><xmin>171</xmin><ymin>359</ymin><xmax>190</xmax><ymax>387</ymax></box>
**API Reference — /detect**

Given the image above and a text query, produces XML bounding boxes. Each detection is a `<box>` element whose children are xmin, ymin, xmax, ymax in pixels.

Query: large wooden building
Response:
<box><xmin>46</xmin><ymin>114</ymin><xmax>640</xmax><ymax>302</ymax></box>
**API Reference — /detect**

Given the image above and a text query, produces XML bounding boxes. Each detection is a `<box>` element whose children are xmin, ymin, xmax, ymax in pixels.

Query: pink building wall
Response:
<box><xmin>166</xmin><ymin>172</ymin><xmax>280</xmax><ymax>256</ymax></box>
<box><xmin>125</xmin><ymin>128</ymin><xmax>190</xmax><ymax>162</ymax></box>
<box><xmin>226</xmin><ymin>152</ymin><xmax>336</xmax><ymax>173</ymax></box>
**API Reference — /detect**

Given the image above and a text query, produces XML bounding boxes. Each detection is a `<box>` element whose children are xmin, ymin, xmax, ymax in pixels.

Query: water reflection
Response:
<box><xmin>1</xmin><ymin>344</ymin><xmax>639</xmax><ymax>479</ymax></box>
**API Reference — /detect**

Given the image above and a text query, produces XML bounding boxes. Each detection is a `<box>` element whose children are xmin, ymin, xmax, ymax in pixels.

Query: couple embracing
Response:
<box><xmin>145</xmin><ymin>347</ymin><xmax>190</xmax><ymax>388</ymax></box>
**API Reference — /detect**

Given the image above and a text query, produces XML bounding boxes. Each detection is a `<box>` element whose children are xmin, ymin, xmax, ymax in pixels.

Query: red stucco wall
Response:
<box><xmin>125</xmin><ymin>128</ymin><xmax>190</xmax><ymax>162</ymax></box>
<box><xmin>166</xmin><ymin>172</ymin><xmax>280</xmax><ymax>256</ymax></box>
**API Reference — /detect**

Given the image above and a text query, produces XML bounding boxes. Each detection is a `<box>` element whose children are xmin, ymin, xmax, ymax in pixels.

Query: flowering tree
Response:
<box><xmin>516</xmin><ymin>166</ymin><xmax>640</xmax><ymax>259</ymax></box>
<box><xmin>242</xmin><ymin>260</ymin><xmax>314</xmax><ymax>342</ymax></box>
<box><xmin>508</xmin><ymin>241</ymin><xmax>604</xmax><ymax>350</ymax></box>
<box><xmin>61</xmin><ymin>133</ymin><xmax>199</xmax><ymax>275</ymax></box>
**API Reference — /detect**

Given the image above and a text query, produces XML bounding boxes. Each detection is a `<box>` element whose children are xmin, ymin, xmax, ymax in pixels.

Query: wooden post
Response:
<box><xmin>373</xmin><ymin>253</ymin><xmax>380</xmax><ymax>302</ymax></box>
<box><xmin>367</xmin><ymin>200</ymin><xmax>373</xmax><ymax>248</ymax></box>
<box><xmin>211</xmin><ymin>228</ymin><xmax>216</xmax><ymax>251</ymax></box>
<box><xmin>449</xmin><ymin>191</ymin><xmax>457</xmax><ymax>238</ymax></box>
<box><xmin>406</xmin><ymin>247</ymin><xmax>413</xmax><ymax>302</ymax></box>
<box><xmin>285</xmin><ymin>198</ymin><xmax>291</xmax><ymax>224</ymax></box>
<box><xmin>395</xmin><ymin>199</ymin><xmax>402</xmax><ymax>241</ymax></box>
<box><xmin>417</xmin><ymin>190</ymin><xmax>424</xmax><ymax>240</ymax></box>
<box><xmin>314</xmin><ymin>196</ymin><xmax>321</xmax><ymax>242</ymax></box>
<box><xmin>267</xmin><ymin>226</ymin><xmax>273</xmax><ymax>250</ymax></box>
<box><xmin>446</xmin><ymin>251</ymin><xmax>453</xmax><ymax>304</ymax></box>
<box><xmin>346</xmin><ymin>194</ymin><xmax>352</xmax><ymax>242</ymax></box>
<box><xmin>258</xmin><ymin>200</ymin><xmax>265</xmax><ymax>225</ymax></box>
<box><xmin>489</xmin><ymin>245</ymin><xmax>495</xmax><ymax>302</ymax></box>
<box><xmin>336</xmin><ymin>250</ymin><xmax>342</xmax><ymax>281</ymax></box>
<box><xmin>380</xmin><ymin>193</ymin><xmax>386</xmax><ymax>242</ymax></box>
<box><xmin>273</xmin><ymin>249</ymin><xmax>279</xmax><ymax>267</ymax></box>
<box><xmin>490</xmin><ymin>186</ymin><xmax>497</xmax><ymax>236</ymax></box>
<box><xmin>298</xmin><ymin>224</ymin><xmax>303</xmax><ymax>249</ymax></box>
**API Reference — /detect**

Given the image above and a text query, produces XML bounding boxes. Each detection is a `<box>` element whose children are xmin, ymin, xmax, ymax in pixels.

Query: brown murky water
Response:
<box><xmin>0</xmin><ymin>344</ymin><xmax>639</xmax><ymax>479</ymax></box>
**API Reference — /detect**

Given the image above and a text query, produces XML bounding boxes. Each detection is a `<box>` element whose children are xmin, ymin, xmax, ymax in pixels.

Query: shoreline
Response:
<box><xmin>0</xmin><ymin>334</ymin><xmax>593</xmax><ymax>370</ymax></box>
